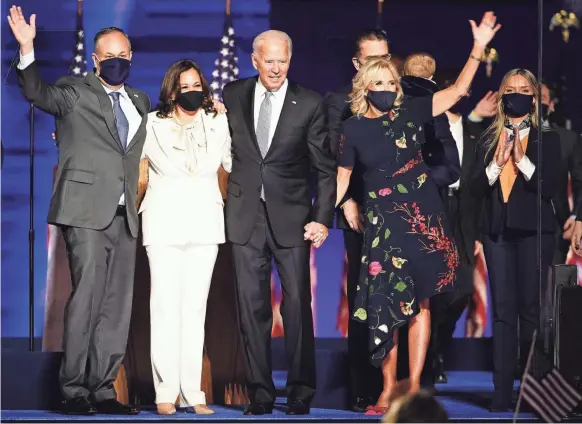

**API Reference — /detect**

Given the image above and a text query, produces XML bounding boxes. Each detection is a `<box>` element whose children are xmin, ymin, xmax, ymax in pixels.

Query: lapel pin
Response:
<box><xmin>292</xmin><ymin>101</ymin><xmax>297</xmax><ymax>104</ymax></box>
<box><xmin>134</xmin><ymin>94</ymin><xmax>138</xmax><ymax>97</ymax></box>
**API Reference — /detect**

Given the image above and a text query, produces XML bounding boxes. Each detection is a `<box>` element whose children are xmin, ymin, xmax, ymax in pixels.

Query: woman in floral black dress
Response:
<box><xmin>336</xmin><ymin>12</ymin><xmax>501</xmax><ymax>415</ymax></box>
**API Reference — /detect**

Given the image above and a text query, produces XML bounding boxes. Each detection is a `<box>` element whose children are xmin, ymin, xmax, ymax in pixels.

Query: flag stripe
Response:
<box><xmin>549</xmin><ymin>369</ymin><xmax>582</xmax><ymax>405</ymax></box>
<box><xmin>522</xmin><ymin>375</ymin><xmax>562</xmax><ymax>422</ymax></box>
<box><xmin>541</xmin><ymin>377</ymin><xmax>573</xmax><ymax>416</ymax></box>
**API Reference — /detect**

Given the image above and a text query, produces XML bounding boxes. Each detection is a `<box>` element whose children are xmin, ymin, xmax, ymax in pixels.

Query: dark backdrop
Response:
<box><xmin>270</xmin><ymin>0</ymin><xmax>581</xmax><ymax>132</ymax></box>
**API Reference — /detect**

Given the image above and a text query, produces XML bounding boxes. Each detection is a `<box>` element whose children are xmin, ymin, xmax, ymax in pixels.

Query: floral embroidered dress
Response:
<box><xmin>337</xmin><ymin>95</ymin><xmax>459</xmax><ymax>366</ymax></box>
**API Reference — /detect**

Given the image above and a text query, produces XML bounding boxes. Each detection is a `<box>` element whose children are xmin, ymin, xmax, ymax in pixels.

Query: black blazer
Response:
<box><xmin>323</xmin><ymin>84</ymin><xmax>364</xmax><ymax>230</ymax></box>
<box><xmin>552</xmin><ymin>124</ymin><xmax>582</xmax><ymax>227</ymax></box>
<box><xmin>471</xmin><ymin>127</ymin><xmax>561</xmax><ymax>235</ymax></box>
<box><xmin>222</xmin><ymin>77</ymin><xmax>336</xmax><ymax>247</ymax></box>
<box><xmin>401</xmin><ymin>76</ymin><xmax>460</xmax><ymax>188</ymax></box>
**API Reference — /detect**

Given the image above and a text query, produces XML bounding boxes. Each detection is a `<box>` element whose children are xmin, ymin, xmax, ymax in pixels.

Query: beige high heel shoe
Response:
<box><xmin>157</xmin><ymin>403</ymin><xmax>176</xmax><ymax>415</ymax></box>
<box><xmin>193</xmin><ymin>404</ymin><xmax>214</xmax><ymax>415</ymax></box>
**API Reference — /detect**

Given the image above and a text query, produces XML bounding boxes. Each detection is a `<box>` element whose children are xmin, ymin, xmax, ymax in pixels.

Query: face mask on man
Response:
<box><xmin>98</xmin><ymin>58</ymin><xmax>131</xmax><ymax>86</ymax></box>
<box><xmin>366</xmin><ymin>90</ymin><xmax>397</xmax><ymax>112</ymax></box>
<box><xmin>176</xmin><ymin>91</ymin><xmax>205</xmax><ymax>112</ymax></box>
<box><xmin>502</xmin><ymin>93</ymin><xmax>534</xmax><ymax>118</ymax></box>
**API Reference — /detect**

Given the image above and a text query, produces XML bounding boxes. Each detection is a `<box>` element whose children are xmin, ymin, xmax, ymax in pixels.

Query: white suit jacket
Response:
<box><xmin>139</xmin><ymin>110</ymin><xmax>232</xmax><ymax>246</ymax></box>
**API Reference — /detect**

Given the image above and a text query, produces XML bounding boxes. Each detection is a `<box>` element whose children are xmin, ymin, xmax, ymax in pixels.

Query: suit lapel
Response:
<box><xmin>85</xmin><ymin>72</ymin><xmax>124</xmax><ymax>151</ymax></box>
<box><xmin>265</xmin><ymin>82</ymin><xmax>299</xmax><ymax>160</ymax></box>
<box><xmin>239</xmin><ymin>77</ymin><xmax>261</xmax><ymax>157</ymax></box>
<box><xmin>525</xmin><ymin>126</ymin><xmax>538</xmax><ymax>165</ymax></box>
<box><xmin>124</xmin><ymin>85</ymin><xmax>148</xmax><ymax>152</ymax></box>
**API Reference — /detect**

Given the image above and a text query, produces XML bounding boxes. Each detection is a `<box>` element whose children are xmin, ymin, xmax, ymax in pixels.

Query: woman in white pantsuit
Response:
<box><xmin>138</xmin><ymin>60</ymin><xmax>231</xmax><ymax>415</ymax></box>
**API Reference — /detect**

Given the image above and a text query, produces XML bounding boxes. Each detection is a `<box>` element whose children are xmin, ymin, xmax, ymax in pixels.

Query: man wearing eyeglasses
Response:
<box><xmin>323</xmin><ymin>29</ymin><xmax>390</xmax><ymax>412</ymax></box>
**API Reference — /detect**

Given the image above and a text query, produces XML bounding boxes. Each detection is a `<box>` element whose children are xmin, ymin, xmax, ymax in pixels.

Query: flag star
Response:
<box><xmin>82</xmin><ymin>72</ymin><xmax>87</xmax><ymax>76</ymax></box>
<box><xmin>75</xmin><ymin>55</ymin><xmax>82</xmax><ymax>63</ymax></box>
<box><xmin>212</xmin><ymin>69</ymin><xmax>219</xmax><ymax>78</ymax></box>
<box><xmin>211</xmin><ymin>81</ymin><xmax>220</xmax><ymax>90</ymax></box>
<box><xmin>221</xmin><ymin>71</ymin><xmax>229</xmax><ymax>79</ymax></box>
<box><xmin>228</xmin><ymin>27</ymin><xmax>234</xmax><ymax>35</ymax></box>
<box><xmin>221</xmin><ymin>59</ymin><xmax>229</xmax><ymax>67</ymax></box>
<box><xmin>77</xmin><ymin>43</ymin><xmax>84</xmax><ymax>50</ymax></box>
<box><xmin>72</xmin><ymin>66</ymin><xmax>81</xmax><ymax>74</ymax></box>
<box><xmin>221</xmin><ymin>36</ymin><xmax>229</xmax><ymax>44</ymax></box>
<box><xmin>221</xmin><ymin>48</ymin><xmax>229</xmax><ymax>56</ymax></box>
<box><xmin>78</xmin><ymin>30</ymin><xmax>84</xmax><ymax>37</ymax></box>
<box><xmin>229</xmin><ymin>40</ymin><xmax>235</xmax><ymax>47</ymax></box>
<box><xmin>233</xmin><ymin>67</ymin><xmax>239</xmax><ymax>76</ymax></box>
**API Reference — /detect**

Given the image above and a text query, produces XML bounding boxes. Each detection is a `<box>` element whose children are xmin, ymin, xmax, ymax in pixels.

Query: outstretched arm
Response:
<box><xmin>433</xmin><ymin>12</ymin><xmax>501</xmax><ymax>117</ymax></box>
<box><xmin>9</xmin><ymin>6</ymin><xmax>78</xmax><ymax>116</ymax></box>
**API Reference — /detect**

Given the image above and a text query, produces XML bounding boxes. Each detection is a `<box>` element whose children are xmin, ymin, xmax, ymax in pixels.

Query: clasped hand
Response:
<box><xmin>304</xmin><ymin>222</ymin><xmax>328</xmax><ymax>248</ymax></box>
<box><xmin>495</xmin><ymin>127</ymin><xmax>524</xmax><ymax>167</ymax></box>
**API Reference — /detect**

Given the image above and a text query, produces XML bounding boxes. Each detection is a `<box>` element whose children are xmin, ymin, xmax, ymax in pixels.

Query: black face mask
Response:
<box><xmin>98</xmin><ymin>57</ymin><xmax>131</xmax><ymax>86</ymax></box>
<box><xmin>176</xmin><ymin>91</ymin><xmax>205</xmax><ymax>112</ymax></box>
<box><xmin>502</xmin><ymin>93</ymin><xmax>534</xmax><ymax>118</ymax></box>
<box><xmin>366</xmin><ymin>90</ymin><xmax>397</xmax><ymax>112</ymax></box>
<box><xmin>541</xmin><ymin>104</ymin><xmax>550</xmax><ymax>121</ymax></box>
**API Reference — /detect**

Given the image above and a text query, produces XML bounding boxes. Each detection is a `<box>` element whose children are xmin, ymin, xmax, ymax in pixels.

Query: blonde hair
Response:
<box><xmin>482</xmin><ymin>68</ymin><xmax>540</xmax><ymax>159</ymax></box>
<box><xmin>403</xmin><ymin>53</ymin><xmax>436</xmax><ymax>79</ymax></box>
<box><xmin>349</xmin><ymin>56</ymin><xmax>404</xmax><ymax>117</ymax></box>
<box><xmin>252</xmin><ymin>30</ymin><xmax>293</xmax><ymax>57</ymax></box>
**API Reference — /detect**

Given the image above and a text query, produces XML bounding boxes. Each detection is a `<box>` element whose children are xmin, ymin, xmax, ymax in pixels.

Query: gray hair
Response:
<box><xmin>252</xmin><ymin>30</ymin><xmax>293</xmax><ymax>57</ymax></box>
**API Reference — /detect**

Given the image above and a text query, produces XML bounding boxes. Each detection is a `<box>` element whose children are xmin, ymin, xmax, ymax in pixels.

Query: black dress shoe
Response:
<box><xmin>435</xmin><ymin>372</ymin><xmax>448</xmax><ymax>384</ymax></box>
<box><xmin>94</xmin><ymin>399</ymin><xmax>140</xmax><ymax>415</ymax></box>
<box><xmin>287</xmin><ymin>399</ymin><xmax>310</xmax><ymax>415</ymax></box>
<box><xmin>61</xmin><ymin>396</ymin><xmax>97</xmax><ymax>415</ymax></box>
<box><xmin>243</xmin><ymin>402</ymin><xmax>273</xmax><ymax>415</ymax></box>
<box><xmin>351</xmin><ymin>396</ymin><xmax>373</xmax><ymax>413</ymax></box>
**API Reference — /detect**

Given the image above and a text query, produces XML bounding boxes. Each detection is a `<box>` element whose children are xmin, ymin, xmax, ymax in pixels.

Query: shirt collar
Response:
<box><xmin>102</xmin><ymin>83</ymin><xmax>128</xmax><ymax>99</ymax></box>
<box><xmin>255</xmin><ymin>77</ymin><xmax>288</xmax><ymax>100</ymax></box>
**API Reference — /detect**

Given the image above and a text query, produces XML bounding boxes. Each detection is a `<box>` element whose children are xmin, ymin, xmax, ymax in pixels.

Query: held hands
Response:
<box><xmin>563</xmin><ymin>217</ymin><xmax>576</xmax><ymax>241</ymax></box>
<box><xmin>342</xmin><ymin>199</ymin><xmax>364</xmax><ymax>233</ymax></box>
<box><xmin>495</xmin><ymin>131</ymin><xmax>513</xmax><ymax>167</ymax></box>
<box><xmin>7</xmin><ymin>6</ymin><xmax>35</xmax><ymax>54</ymax></box>
<box><xmin>470</xmin><ymin>11</ymin><xmax>501</xmax><ymax>49</ymax></box>
<box><xmin>304</xmin><ymin>222</ymin><xmax>328</xmax><ymax>248</ymax></box>
<box><xmin>512</xmin><ymin>126</ymin><xmax>525</xmax><ymax>163</ymax></box>
<box><xmin>571</xmin><ymin>221</ymin><xmax>582</xmax><ymax>256</ymax></box>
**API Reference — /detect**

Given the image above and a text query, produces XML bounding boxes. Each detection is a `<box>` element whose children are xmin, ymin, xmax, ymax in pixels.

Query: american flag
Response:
<box><xmin>521</xmin><ymin>368</ymin><xmax>582</xmax><ymax>422</ymax></box>
<box><xmin>68</xmin><ymin>0</ymin><xmax>87</xmax><ymax>77</ymax></box>
<box><xmin>210</xmin><ymin>13</ymin><xmax>238</xmax><ymax>101</ymax></box>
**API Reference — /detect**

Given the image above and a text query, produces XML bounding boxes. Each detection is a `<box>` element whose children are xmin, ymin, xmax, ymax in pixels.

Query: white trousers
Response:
<box><xmin>146</xmin><ymin>243</ymin><xmax>218</xmax><ymax>406</ymax></box>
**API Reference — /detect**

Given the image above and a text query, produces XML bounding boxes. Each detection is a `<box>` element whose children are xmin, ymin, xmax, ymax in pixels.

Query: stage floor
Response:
<box><xmin>1</xmin><ymin>371</ymin><xmax>579</xmax><ymax>422</ymax></box>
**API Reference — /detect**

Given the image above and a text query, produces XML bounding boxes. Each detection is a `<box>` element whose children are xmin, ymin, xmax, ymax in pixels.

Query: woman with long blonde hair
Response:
<box><xmin>336</xmin><ymin>11</ymin><xmax>501</xmax><ymax>415</ymax></box>
<box><xmin>470</xmin><ymin>68</ymin><xmax>561</xmax><ymax>411</ymax></box>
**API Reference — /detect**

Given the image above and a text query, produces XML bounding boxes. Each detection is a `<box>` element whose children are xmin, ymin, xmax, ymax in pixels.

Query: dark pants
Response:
<box><xmin>60</xmin><ymin>213</ymin><xmax>136</xmax><ymax>402</ymax></box>
<box><xmin>343</xmin><ymin>230</ymin><xmax>383</xmax><ymax>400</ymax></box>
<box><xmin>232</xmin><ymin>202</ymin><xmax>315</xmax><ymax>404</ymax></box>
<box><xmin>482</xmin><ymin>231</ymin><xmax>554</xmax><ymax>407</ymax></box>
<box><xmin>552</xmin><ymin>225</ymin><xmax>569</xmax><ymax>265</ymax></box>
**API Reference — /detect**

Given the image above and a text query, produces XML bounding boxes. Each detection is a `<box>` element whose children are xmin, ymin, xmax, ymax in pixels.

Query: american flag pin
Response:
<box><xmin>292</xmin><ymin>101</ymin><xmax>297</xmax><ymax>104</ymax></box>
<box><xmin>134</xmin><ymin>94</ymin><xmax>138</xmax><ymax>97</ymax></box>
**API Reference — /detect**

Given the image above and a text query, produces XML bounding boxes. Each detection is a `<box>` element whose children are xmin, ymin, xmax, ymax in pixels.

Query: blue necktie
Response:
<box><xmin>109</xmin><ymin>91</ymin><xmax>129</xmax><ymax>150</ymax></box>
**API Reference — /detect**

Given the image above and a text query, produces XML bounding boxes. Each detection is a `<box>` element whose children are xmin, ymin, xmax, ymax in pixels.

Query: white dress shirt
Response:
<box><xmin>19</xmin><ymin>50</ymin><xmax>142</xmax><ymax>205</ymax></box>
<box><xmin>253</xmin><ymin>78</ymin><xmax>288</xmax><ymax>150</ymax></box>
<box><xmin>448</xmin><ymin>115</ymin><xmax>464</xmax><ymax>190</ymax></box>
<box><xmin>485</xmin><ymin>126</ymin><xmax>536</xmax><ymax>185</ymax></box>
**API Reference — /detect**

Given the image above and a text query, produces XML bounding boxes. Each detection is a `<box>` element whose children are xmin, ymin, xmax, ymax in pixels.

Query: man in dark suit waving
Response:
<box><xmin>8</xmin><ymin>6</ymin><xmax>149</xmax><ymax>415</ymax></box>
<box><xmin>222</xmin><ymin>30</ymin><xmax>336</xmax><ymax>416</ymax></box>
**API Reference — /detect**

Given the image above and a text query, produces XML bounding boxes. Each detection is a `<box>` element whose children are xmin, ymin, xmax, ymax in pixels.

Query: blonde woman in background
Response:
<box><xmin>470</xmin><ymin>68</ymin><xmax>561</xmax><ymax>411</ymax></box>
<box><xmin>138</xmin><ymin>59</ymin><xmax>231</xmax><ymax>415</ymax></box>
